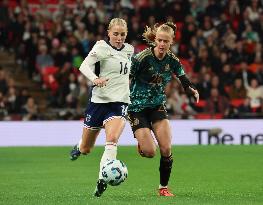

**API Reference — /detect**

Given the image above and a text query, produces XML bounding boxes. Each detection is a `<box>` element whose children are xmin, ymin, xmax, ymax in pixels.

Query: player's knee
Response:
<box><xmin>143</xmin><ymin>149</ymin><xmax>156</xmax><ymax>158</ymax></box>
<box><xmin>160</xmin><ymin>146</ymin><xmax>171</xmax><ymax>157</ymax></box>
<box><xmin>80</xmin><ymin>146</ymin><xmax>91</xmax><ymax>154</ymax></box>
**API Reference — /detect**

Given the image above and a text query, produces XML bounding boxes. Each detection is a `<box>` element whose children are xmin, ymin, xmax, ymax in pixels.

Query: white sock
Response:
<box><xmin>77</xmin><ymin>139</ymin><xmax>82</xmax><ymax>151</ymax></box>
<box><xmin>99</xmin><ymin>142</ymin><xmax>117</xmax><ymax>179</ymax></box>
<box><xmin>159</xmin><ymin>185</ymin><xmax>168</xmax><ymax>189</ymax></box>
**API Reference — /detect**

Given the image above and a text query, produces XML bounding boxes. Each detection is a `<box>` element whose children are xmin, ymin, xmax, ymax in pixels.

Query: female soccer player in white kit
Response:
<box><xmin>69</xmin><ymin>18</ymin><xmax>134</xmax><ymax>197</ymax></box>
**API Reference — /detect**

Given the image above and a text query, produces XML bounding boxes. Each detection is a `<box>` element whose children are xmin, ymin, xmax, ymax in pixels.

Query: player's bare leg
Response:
<box><xmin>134</xmin><ymin>128</ymin><xmax>157</xmax><ymax>158</ymax></box>
<box><xmin>70</xmin><ymin>128</ymin><xmax>100</xmax><ymax>161</ymax></box>
<box><xmin>94</xmin><ymin>118</ymin><xmax>126</xmax><ymax>197</ymax></box>
<box><xmin>152</xmin><ymin>119</ymin><xmax>175</xmax><ymax>197</ymax></box>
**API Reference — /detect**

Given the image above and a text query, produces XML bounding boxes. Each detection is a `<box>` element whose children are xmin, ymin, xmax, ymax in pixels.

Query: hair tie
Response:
<box><xmin>165</xmin><ymin>22</ymin><xmax>177</xmax><ymax>33</ymax></box>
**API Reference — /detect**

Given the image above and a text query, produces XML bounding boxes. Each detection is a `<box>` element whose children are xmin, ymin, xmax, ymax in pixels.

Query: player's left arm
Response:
<box><xmin>172</xmin><ymin>57</ymin><xmax>199</xmax><ymax>103</ymax></box>
<box><xmin>178</xmin><ymin>74</ymin><xmax>199</xmax><ymax>103</ymax></box>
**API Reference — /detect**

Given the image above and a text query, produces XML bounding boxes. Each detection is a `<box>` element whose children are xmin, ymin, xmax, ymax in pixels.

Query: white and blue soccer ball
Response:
<box><xmin>101</xmin><ymin>159</ymin><xmax>128</xmax><ymax>186</ymax></box>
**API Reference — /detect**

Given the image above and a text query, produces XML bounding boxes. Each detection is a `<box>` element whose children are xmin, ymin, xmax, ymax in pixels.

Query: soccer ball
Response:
<box><xmin>101</xmin><ymin>159</ymin><xmax>128</xmax><ymax>186</ymax></box>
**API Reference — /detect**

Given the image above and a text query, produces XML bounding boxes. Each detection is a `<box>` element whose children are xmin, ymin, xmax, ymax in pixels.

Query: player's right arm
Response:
<box><xmin>79</xmin><ymin>41</ymin><xmax>109</xmax><ymax>87</ymax></box>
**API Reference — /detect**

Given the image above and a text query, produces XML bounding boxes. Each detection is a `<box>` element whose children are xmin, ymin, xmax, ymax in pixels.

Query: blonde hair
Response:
<box><xmin>108</xmin><ymin>18</ymin><xmax>128</xmax><ymax>32</ymax></box>
<box><xmin>143</xmin><ymin>22</ymin><xmax>177</xmax><ymax>45</ymax></box>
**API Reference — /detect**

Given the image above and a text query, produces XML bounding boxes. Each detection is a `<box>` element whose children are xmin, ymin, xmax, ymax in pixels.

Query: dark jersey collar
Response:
<box><xmin>106</xmin><ymin>40</ymin><xmax>125</xmax><ymax>51</ymax></box>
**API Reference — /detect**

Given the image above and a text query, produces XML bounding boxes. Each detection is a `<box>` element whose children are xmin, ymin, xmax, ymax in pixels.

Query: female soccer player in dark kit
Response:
<box><xmin>128</xmin><ymin>22</ymin><xmax>199</xmax><ymax>196</ymax></box>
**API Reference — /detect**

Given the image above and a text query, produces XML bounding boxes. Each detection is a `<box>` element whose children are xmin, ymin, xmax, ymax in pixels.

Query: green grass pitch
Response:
<box><xmin>0</xmin><ymin>146</ymin><xmax>263</xmax><ymax>205</ymax></box>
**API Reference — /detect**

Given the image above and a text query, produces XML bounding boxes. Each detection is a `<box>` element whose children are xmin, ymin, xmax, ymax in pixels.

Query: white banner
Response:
<box><xmin>0</xmin><ymin>120</ymin><xmax>263</xmax><ymax>146</ymax></box>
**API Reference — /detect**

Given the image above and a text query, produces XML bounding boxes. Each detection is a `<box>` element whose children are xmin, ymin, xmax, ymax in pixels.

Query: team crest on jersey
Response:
<box><xmin>164</xmin><ymin>64</ymin><xmax>170</xmax><ymax>71</ymax></box>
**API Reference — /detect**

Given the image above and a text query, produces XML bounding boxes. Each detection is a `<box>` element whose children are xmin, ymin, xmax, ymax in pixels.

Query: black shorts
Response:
<box><xmin>127</xmin><ymin>104</ymin><xmax>168</xmax><ymax>133</ymax></box>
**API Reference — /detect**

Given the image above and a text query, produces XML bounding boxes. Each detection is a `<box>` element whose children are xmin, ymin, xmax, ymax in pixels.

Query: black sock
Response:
<box><xmin>159</xmin><ymin>154</ymin><xmax>173</xmax><ymax>187</ymax></box>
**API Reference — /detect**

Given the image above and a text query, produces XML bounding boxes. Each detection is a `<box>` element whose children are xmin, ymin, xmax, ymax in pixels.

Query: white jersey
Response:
<box><xmin>80</xmin><ymin>40</ymin><xmax>134</xmax><ymax>103</ymax></box>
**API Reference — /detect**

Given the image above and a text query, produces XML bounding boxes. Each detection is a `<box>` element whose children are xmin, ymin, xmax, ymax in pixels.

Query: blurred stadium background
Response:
<box><xmin>0</xmin><ymin>0</ymin><xmax>263</xmax><ymax>120</ymax></box>
<box><xmin>0</xmin><ymin>0</ymin><xmax>263</xmax><ymax>205</ymax></box>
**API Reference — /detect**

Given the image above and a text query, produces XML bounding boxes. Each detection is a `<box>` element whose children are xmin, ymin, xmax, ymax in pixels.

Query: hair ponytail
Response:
<box><xmin>142</xmin><ymin>22</ymin><xmax>176</xmax><ymax>46</ymax></box>
<box><xmin>142</xmin><ymin>24</ymin><xmax>159</xmax><ymax>46</ymax></box>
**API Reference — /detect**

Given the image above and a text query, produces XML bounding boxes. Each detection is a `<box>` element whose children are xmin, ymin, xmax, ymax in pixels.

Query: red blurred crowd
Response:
<box><xmin>0</xmin><ymin>0</ymin><xmax>263</xmax><ymax>120</ymax></box>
